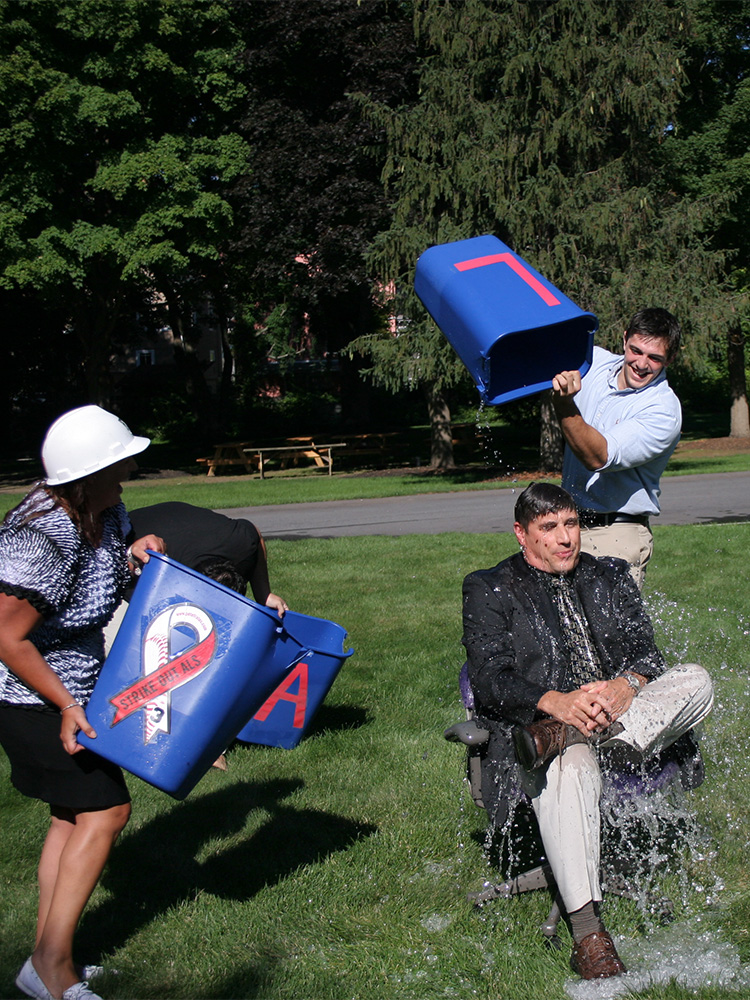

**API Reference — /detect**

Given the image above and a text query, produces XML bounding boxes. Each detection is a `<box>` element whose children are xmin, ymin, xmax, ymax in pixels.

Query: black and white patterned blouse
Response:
<box><xmin>0</xmin><ymin>488</ymin><xmax>131</xmax><ymax>706</ymax></box>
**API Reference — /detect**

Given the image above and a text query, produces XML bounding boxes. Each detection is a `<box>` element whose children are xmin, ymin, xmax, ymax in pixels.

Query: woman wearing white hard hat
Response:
<box><xmin>0</xmin><ymin>406</ymin><xmax>165</xmax><ymax>1000</ymax></box>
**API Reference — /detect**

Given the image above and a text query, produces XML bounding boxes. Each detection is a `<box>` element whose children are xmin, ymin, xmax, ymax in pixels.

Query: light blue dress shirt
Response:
<box><xmin>561</xmin><ymin>347</ymin><xmax>681</xmax><ymax>516</ymax></box>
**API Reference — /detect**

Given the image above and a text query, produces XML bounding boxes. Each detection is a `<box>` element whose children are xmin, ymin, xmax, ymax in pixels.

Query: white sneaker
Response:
<box><xmin>16</xmin><ymin>959</ymin><xmax>54</xmax><ymax>1000</ymax></box>
<box><xmin>15</xmin><ymin>958</ymin><xmax>103</xmax><ymax>1000</ymax></box>
<box><xmin>62</xmin><ymin>981</ymin><xmax>103</xmax><ymax>1000</ymax></box>
<box><xmin>80</xmin><ymin>965</ymin><xmax>104</xmax><ymax>980</ymax></box>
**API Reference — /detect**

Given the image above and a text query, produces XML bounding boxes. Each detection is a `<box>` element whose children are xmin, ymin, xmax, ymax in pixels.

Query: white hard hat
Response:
<box><xmin>42</xmin><ymin>405</ymin><xmax>150</xmax><ymax>486</ymax></box>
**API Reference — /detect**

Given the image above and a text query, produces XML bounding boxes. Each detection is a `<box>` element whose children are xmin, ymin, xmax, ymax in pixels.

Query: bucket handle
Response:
<box><xmin>278</xmin><ymin>644</ymin><xmax>315</xmax><ymax>676</ymax></box>
<box><xmin>275</xmin><ymin>621</ymin><xmax>353</xmax><ymax>658</ymax></box>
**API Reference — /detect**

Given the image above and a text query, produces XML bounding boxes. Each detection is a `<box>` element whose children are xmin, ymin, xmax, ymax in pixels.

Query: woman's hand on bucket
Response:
<box><xmin>60</xmin><ymin>702</ymin><xmax>97</xmax><ymax>755</ymax></box>
<box><xmin>128</xmin><ymin>534</ymin><xmax>166</xmax><ymax>575</ymax></box>
<box><xmin>265</xmin><ymin>593</ymin><xmax>288</xmax><ymax>617</ymax></box>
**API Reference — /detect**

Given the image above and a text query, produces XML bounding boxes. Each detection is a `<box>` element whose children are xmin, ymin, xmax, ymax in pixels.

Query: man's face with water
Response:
<box><xmin>514</xmin><ymin>507</ymin><xmax>581</xmax><ymax>575</ymax></box>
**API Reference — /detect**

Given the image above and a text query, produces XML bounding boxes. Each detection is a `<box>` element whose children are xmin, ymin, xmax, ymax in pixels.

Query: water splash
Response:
<box><xmin>455</xmin><ymin>588</ymin><xmax>748</xmax><ymax>991</ymax></box>
<box><xmin>565</xmin><ymin>918</ymin><xmax>750</xmax><ymax>999</ymax></box>
<box><xmin>420</xmin><ymin>912</ymin><xmax>453</xmax><ymax>932</ymax></box>
<box><xmin>474</xmin><ymin>402</ymin><xmax>509</xmax><ymax>475</ymax></box>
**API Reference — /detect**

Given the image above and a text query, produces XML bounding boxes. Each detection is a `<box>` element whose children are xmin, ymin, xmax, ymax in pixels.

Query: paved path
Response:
<box><xmin>220</xmin><ymin>471</ymin><xmax>750</xmax><ymax>539</ymax></box>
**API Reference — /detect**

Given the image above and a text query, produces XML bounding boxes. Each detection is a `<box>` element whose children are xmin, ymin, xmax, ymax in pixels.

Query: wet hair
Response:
<box><xmin>195</xmin><ymin>557</ymin><xmax>246</xmax><ymax>595</ymax></box>
<box><xmin>625</xmin><ymin>307</ymin><xmax>681</xmax><ymax>364</ymax></box>
<box><xmin>514</xmin><ymin>482</ymin><xmax>577</xmax><ymax>530</ymax></box>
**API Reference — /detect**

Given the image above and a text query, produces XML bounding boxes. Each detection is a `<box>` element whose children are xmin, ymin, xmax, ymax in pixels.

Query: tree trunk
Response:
<box><xmin>425</xmin><ymin>383</ymin><xmax>455</xmax><ymax>469</ymax></box>
<box><xmin>539</xmin><ymin>392</ymin><xmax>564</xmax><ymax>472</ymax></box>
<box><xmin>75</xmin><ymin>294</ymin><xmax>120</xmax><ymax>409</ymax></box>
<box><xmin>727</xmin><ymin>323</ymin><xmax>750</xmax><ymax>438</ymax></box>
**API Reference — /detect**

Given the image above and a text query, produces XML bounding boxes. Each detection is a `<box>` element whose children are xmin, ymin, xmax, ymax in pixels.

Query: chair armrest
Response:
<box><xmin>443</xmin><ymin>720</ymin><xmax>490</xmax><ymax>746</ymax></box>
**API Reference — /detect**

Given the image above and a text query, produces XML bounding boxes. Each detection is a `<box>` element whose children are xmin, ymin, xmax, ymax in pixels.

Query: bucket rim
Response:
<box><xmin>282</xmin><ymin>639</ymin><xmax>355</xmax><ymax>658</ymax></box>
<box><xmin>142</xmin><ymin>550</ymin><xmax>284</xmax><ymax>625</ymax></box>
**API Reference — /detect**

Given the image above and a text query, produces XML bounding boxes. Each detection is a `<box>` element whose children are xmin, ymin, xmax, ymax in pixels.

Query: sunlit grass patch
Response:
<box><xmin>0</xmin><ymin>526</ymin><xmax>748</xmax><ymax>997</ymax></box>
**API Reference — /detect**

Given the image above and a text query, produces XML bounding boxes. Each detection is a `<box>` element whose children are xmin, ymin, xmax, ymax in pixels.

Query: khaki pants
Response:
<box><xmin>521</xmin><ymin>663</ymin><xmax>713</xmax><ymax>913</ymax></box>
<box><xmin>580</xmin><ymin>521</ymin><xmax>653</xmax><ymax>590</ymax></box>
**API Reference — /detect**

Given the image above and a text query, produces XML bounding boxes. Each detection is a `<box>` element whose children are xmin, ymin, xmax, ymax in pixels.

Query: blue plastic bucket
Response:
<box><xmin>78</xmin><ymin>552</ymin><xmax>283</xmax><ymax>799</ymax></box>
<box><xmin>236</xmin><ymin>610</ymin><xmax>353</xmax><ymax>749</ymax></box>
<box><xmin>414</xmin><ymin>234</ymin><xmax>598</xmax><ymax>405</ymax></box>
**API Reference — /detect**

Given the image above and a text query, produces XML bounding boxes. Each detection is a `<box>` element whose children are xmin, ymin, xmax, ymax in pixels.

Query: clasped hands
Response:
<box><xmin>539</xmin><ymin>677</ymin><xmax>636</xmax><ymax>736</ymax></box>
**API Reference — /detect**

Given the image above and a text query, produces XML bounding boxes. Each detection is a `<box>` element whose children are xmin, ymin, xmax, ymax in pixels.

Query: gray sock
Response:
<box><xmin>569</xmin><ymin>900</ymin><xmax>604</xmax><ymax>944</ymax></box>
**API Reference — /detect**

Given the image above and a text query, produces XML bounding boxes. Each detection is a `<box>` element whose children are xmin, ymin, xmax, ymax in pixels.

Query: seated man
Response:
<box><xmin>462</xmin><ymin>482</ymin><xmax>712</xmax><ymax>981</ymax></box>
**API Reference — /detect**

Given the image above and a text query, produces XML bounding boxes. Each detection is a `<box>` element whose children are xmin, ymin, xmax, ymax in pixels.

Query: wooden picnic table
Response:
<box><xmin>196</xmin><ymin>441</ymin><xmax>258</xmax><ymax>476</ymax></box>
<box><xmin>244</xmin><ymin>442</ymin><xmax>346</xmax><ymax>479</ymax></box>
<box><xmin>196</xmin><ymin>438</ymin><xmax>350</xmax><ymax>477</ymax></box>
<box><xmin>333</xmin><ymin>432</ymin><xmax>397</xmax><ymax>456</ymax></box>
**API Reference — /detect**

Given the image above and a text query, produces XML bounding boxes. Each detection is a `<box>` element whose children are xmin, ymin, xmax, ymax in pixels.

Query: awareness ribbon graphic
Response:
<box><xmin>109</xmin><ymin>603</ymin><xmax>217</xmax><ymax>743</ymax></box>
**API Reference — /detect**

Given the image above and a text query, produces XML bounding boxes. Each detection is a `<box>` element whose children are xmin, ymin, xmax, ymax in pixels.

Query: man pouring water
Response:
<box><xmin>551</xmin><ymin>307</ymin><xmax>682</xmax><ymax>588</ymax></box>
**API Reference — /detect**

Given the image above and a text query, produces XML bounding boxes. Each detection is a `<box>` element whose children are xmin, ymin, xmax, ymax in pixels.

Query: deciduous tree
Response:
<box><xmin>0</xmin><ymin>0</ymin><xmax>248</xmax><ymax>413</ymax></box>
<box><xmin>228</xmin><ymin>0</ymin><xmax>416</xmax><ymax>429</ymax></box>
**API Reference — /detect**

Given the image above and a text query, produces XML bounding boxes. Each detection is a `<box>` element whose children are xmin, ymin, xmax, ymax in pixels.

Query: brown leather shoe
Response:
<box><xmin>511</xmin><ymin>718</ymin><xmax>587</xmax><ymax>770</ymax></box>
<box><xmin>570</xmin><ymin>931</ymin><xmax>626</xmax><ymax>979</ymax></box>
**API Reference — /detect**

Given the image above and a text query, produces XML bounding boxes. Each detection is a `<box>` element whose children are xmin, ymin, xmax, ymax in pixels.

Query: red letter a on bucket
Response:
<box><xmin>252</xmin><ymin>662</ymin><xmax>309</xmax><ymax>728</ymax></box>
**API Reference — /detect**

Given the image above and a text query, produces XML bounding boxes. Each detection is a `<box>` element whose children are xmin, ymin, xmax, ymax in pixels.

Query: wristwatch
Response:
<box><xmin>621</xmin><ymin>671</ymin><xmax>643</xmax><ymax>695</ymax></box>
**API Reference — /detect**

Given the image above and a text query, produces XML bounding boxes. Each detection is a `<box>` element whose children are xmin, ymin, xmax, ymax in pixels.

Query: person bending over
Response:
<box><xmin>127</xmin><ymin>502</ymin><xmax>286</xmax><ymax>615</ymax></box>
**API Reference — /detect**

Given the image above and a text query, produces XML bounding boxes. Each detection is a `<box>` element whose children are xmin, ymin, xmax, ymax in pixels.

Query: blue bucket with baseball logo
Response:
<box><xmin>414</xmin><ymin>234</ymin><xmax>598</xmax><ymax>405</ymax></box>
<box><xmin>78</xmin><ymin>552</ymin><xmax>284</xmax><ymax>799</ymax></box>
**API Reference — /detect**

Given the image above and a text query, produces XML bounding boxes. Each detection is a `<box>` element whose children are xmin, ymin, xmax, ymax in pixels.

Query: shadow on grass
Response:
<box><xmin>232</xmin><ymin>705</ymin><xmax>370</xmax><ymax>750</ymax></box>
<box><xmin>202</xmin><ymin>961</ymin><xmax>281</xmax><ymax>1000</ymax></box>
<box><xmin>300</xmin><ymin>703</ymin><xmax>371</xmax><ymax>739</ymax></box>
<box><xmin>79</xmin><ymin>778</ymin><xmax>376</xmax><ymax>958</ymax></box>
<box><xmin>351</xmin><ymin>466</ymin><xmax>538</xmax><ymax>485</ymax></box>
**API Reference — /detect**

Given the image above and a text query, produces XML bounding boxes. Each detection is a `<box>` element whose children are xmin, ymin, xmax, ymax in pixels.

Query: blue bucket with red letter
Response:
<box><xmin>78</xmin><ymin>552</ymin><xmax>285</xmax><ymax>799</ymax></box>
<box><xmin>414</xmin><ymin>234</ymin><xmax>597</xmax><ymax>405</ymax></box>
<box><xmin>235</xmin><ymin>610</ymin><xmax>353</xmax><ymax>749</ymax></box>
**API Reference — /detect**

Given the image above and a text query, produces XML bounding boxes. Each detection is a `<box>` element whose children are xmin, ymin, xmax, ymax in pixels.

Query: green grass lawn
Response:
<box><xmin>1</xmin><ymin>525</ymin><xmax>749</xmax><ymax>998</ymax></box>
<box><xmin>0</xmin><ymin>470</ymin><xmax>540</xmax><ymax>520</ymax></box>
<box><xmin>0</xmin><ymin>444</ymin><xmax>749</xmax><ymax>520</ymax></box>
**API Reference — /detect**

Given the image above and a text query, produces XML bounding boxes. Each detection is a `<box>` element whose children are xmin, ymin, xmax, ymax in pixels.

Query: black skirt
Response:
<box><xmin>0</xmin><ymin>703</ymin><xmax>130</xmax><ymax>810</ymax></box>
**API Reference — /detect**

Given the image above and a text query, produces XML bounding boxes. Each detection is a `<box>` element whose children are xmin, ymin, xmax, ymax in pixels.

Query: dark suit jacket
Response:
<box><xmin>461</xmin><ymin>551</ymin><xmax>666</xmax><ymax>824</ymax></box>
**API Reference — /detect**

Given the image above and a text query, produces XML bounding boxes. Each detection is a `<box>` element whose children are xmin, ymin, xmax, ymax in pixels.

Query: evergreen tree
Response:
<box><xmin>352</xmin><ymin>0</ymin><xmax>731</xmax><ymax>467</ymax></box>
<box><xmin>667</xmin><ymin>0</ymin><xmax>750</xmax><ymax>436</ymax></box>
